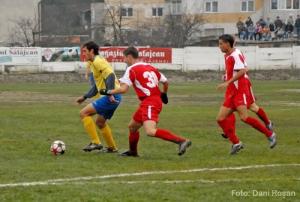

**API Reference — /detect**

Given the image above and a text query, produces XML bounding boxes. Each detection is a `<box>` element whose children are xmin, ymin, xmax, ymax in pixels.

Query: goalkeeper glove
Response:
<box><xmin>161</xmin><ymin>92</ymin><xmax>168</xmax><ymax>104</ymax></box>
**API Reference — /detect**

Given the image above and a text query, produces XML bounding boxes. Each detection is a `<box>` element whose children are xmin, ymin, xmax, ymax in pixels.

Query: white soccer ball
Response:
<box><xmin>50</xmin><ymin>140</ymin><xmax>66</xmax><ymax>155</ymax></box>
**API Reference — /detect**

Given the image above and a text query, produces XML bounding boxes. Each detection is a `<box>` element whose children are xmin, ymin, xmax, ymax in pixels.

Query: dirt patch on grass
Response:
<box><xmin>279</xmin><ymin>89</ymin><xmax>300</xmax><ymax>93</ymax></box>
<box><xmin>0</xmin><ymin>91</ymin><xmax>76</xmax><ymax>103</ymax></box>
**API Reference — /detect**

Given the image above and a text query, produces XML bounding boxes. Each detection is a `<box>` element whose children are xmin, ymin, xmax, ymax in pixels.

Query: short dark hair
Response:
<box><xmin>219</xmin><ymin>34</ymin><xmax>235</xmax><ymax>48</ymax></box>
<box><xmin>123</xmin><ymin>46</ymin><xmax>139</xmax><ymax>59</ymax></box>
<box><xmin>83</xmin><ymin>41</ymin><xmax>99</xmax><ymax>55</ymax></box>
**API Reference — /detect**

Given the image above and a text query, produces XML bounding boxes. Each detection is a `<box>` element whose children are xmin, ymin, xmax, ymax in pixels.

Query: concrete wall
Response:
<box><xmin>1</xmin><ymin>46</ymin><xmax>300</xmax><ymax>74</ymax></box>
<box><xmin>183</xmin><ymin>46</ymin><xmax>300</xmax><ymax>71</ymax></box>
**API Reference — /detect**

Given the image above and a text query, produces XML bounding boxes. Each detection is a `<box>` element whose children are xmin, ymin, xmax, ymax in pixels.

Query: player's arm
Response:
<box><xmin>159</xmin><ymin>73</ymin><xmax>169</xmax><ymax>104</ymax></box>
<box><xmin>85</xmin><ymin>63</ymin><xmax>91</xmax><ymax>80</ymax></box>
<box><xmin>217</xmin><ymin>68</ymin><xmax>248</xmax><ymax>91</ymax></box>
<box><xmin>100</xmin><ymin>67</ymin><xmax>132</xmax><ymax>95</ymax></box>
<box><xmin>76</xmin><ymin>84</ymin><xmax>98</xmax><ymax>104</ymax></box>
<box><xmin>100</xmin><ymin>83</ymin><xmax>129</xmax><ymax>95</ymax></box>
<box><xmin>228</xmin><ymin>68</ymin><xmax>248</xmax><ymax>84</ymax></box>
<box><xmin>217</xmin><ymin>56</ymin><xmax>248</xmax><ymax>91</ymax></box>
<box><xmin>102</xmin><ymin>73</ymin><xmax>121</xmax><ymax>103</ymax></box>
<box><xmin>104</xmin><ymin>73</ymin><xmax>116</xmax><ymax>90</ymax></box>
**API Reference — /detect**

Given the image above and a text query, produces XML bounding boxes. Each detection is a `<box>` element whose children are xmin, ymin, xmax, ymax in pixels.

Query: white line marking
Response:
<box><xmin>0</xmin><ymin>164</ymin><xmax>299</xmax><ymax>188</ymax></box>
<box><xmin>57</xmin><ymin>179</ymin><xmax>216</xmax><ymax>185</ymax></box>
<box><xmin>55</xmin><ymin>178</ymin><xmax>294</xmax><ymax>186</ymax></box>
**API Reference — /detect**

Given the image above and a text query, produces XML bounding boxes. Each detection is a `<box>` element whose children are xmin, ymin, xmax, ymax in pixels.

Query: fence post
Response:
<box><xmin>182</xmin><ymin>47</ymin><xmax>187</xmax><ymax>72</ymax></box>
<box><xmin>0</xmin><ymin>65</ymin><xmax>4</xmax><ymax>74</ymax></box>
<box><xmin>255</xmin><ymin>46</ymin><xmax>260</xmax><ymax>70</ymax></box>
<box><xmin>292</xmin><ymin>46</ymin><xmax>296</xmax><ymax>69</ymax></box>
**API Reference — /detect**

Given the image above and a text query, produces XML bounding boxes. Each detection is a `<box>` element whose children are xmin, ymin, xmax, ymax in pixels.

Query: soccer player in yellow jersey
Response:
<box><xmin>76</xmin><ymin>41</ymin><xmax>121</xmax><ymax>152</ymax></box>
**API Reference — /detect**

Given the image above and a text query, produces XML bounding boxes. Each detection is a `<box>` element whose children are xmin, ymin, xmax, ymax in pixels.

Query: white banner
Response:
<box><xmin>0</xmin><ymin>47</ymin><xmax>41</xmax><ymax>65</ymax></box>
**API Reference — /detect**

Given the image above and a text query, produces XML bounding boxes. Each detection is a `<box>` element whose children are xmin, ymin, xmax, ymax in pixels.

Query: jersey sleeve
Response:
<box><xmin>159</xmin><ymin>72</ymin><xmax>167</xmax><ymax>83</ymax></box>
<box><xmin>119</xmin><ymin>67</ymin><xmax>133</xmax><ymax>86</ymax></box>
<box><xmin>233</xmin><ymin>54</ymin><xmax>246</xmax><ymax>70</ymax></box>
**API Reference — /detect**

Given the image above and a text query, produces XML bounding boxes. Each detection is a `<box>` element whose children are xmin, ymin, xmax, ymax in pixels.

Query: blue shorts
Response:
<box><xmin>92</xmin><ymin>94</ymin><xmax>122</xmax><ymax>120</ymax></box>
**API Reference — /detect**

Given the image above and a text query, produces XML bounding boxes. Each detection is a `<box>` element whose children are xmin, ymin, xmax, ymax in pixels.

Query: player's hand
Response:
<box><xmin>161</xmin><ymin>92</ymin><xmax>168</xmax><ymax>104</ymax></box>
<box><xmin>99</xmin><ymin>89</ymin><xmax>112</xmax><ymax>95</ymax></box>
<box><xmin>76</xmin><ymin>96</ymin><xmax>86</xmax><ymax>104</ymax></box>
<box><xmin>217</xmin><ymin>82</ymin><xmax>229</xmax><ymax>91</ymax></box>
<box><xmin>85</xmin><ymin>73</ymin><xmax>89</xmax><ymax>80</ymax></box>
<box><xmin>108</xmin><ymin>95</ymin><xmax>119</xmax><ymax>104</ymax></box>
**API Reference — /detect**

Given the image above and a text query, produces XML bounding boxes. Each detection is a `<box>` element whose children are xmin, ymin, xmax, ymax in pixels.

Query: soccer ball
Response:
<box><xmin>50</xmin><ymin>140</ymin><xmax>66</xmax><ymax>155</ymax></box>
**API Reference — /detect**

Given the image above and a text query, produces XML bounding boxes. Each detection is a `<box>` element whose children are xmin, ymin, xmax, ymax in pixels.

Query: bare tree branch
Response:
<box><xmin>9</xmin><ymin>16</ymin><xmax>39</xmax><ymax>47</ymax></box>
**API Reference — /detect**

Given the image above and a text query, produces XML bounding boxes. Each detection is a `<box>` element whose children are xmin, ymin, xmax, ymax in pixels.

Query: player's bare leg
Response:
<box><xmin>249</xmin><ymin>103</ymin><xmax>273</xmax><ymax>131</ymax></box>
<box><xmin>120</xmin><ymin>119</ymin><xmax>142</xmax><ymax>157</ymax></box>
<box><xmin>217</xmin><ymin>106</ymin><xmax>243</xmax><ymax>154</ymax></box>
<box><xmin>143</xmin><ymin>120</ymin><xmax>192</xmax><ymax>156</ymax></box>
<box><xmin>80</xmin><ymin>104</ymin><xmax>103</xmax><ymax>152</ymax></box>
<box><xmin>236</xmin><ymin>105</ymin><xmax>276</xmax><ymax>148</ymax></box>
<box><xmin>95</xmin><ymin>115</ymin><xmax>118</xmax><ymax>153</ymax></box>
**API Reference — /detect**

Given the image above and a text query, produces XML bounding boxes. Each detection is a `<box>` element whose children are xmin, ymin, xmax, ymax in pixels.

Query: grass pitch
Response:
<box><xmin>0</xmin><ymin>80</ymin><xmax>299</xmax><ymax>202</ymax></box>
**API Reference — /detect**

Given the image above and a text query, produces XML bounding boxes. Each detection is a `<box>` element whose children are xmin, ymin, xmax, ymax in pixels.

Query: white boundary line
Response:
<box><xmin>0</xmin><ymin>164</ymin><xmax>299</xmax><ymax>188</ymax></box>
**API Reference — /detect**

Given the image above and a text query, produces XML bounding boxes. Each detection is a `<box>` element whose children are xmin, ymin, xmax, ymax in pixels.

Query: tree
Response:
<box><xmin>104</xmin><ymin>0</ymin><xmax>128</xmax><ymax>45</ymax></box>
<box><xmin>9</xmin><ymin>16</ymin><xmax>39</xmax><ymax>47</ymax></box>
<box><xmin>164</xmin><ymin>14</ymin><xmax>205</xmax><ymax>47</ymax></box>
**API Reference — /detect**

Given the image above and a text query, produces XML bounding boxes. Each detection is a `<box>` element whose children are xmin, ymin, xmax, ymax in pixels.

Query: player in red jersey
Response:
<box><xmin>220</xmin><ymin>65</ymin><xmax>273</xmax><ymax>140</ymax></box>
<box><xmin>100</xmin><ymin>47</ymin><xmax>191</xmax><ymax>157</ymax></box>
<box><xmin>216</xmin><ymin>34</ymin><xmax>276</xmax><ymax>154</ymax></box>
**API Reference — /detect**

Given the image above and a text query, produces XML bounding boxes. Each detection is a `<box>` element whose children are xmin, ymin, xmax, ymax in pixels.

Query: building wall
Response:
<box><xmin>263</xmin><ymin>0</ymin><xmax>300</xmax><ymax>22</ymax></box>
<box><xmin>104</xmin><ymin>0</ymin><xmax>165</xmax><ymax>28</ymax></box>
<box><xmin>103</xmin><ymin>0</ymin><xmax>166</xmax><ymax>42</ymax></box>
<box><xmin>0</xmin><ymin>0</ymin><xmax>40</xmax><ymax>45</ymax></box>
<box><xmin>182</xmin><ymin>0</ymin><xmax>265</xmax><ymax>36</ymax></box>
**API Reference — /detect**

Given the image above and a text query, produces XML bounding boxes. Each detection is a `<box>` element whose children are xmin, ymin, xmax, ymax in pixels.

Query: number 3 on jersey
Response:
<box><xmin>143</xmin><ymin>71</ymin><xmax>158</xmax><ymax>88</ymax></box>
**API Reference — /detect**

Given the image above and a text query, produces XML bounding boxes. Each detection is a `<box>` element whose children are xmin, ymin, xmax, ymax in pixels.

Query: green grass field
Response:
<box><xmin>0</xmin><ymin>80</ymin><xmax>299</xmax><ymax>202</ymax></box>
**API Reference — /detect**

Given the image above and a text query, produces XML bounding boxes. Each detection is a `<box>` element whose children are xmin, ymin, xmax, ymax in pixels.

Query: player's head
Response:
<box><xmin>82</xmin><ymin>41</ymin><xmax>99</xmax><ymax>61</ymax></box>
<box><xmin>123</xmin><ymin>46</ymin><xmax>139</xmax><ymax>66</ymax></box>
<box><xmin>218</xmin><ymin>34</ymin><xmax>235</xmax><ymax>53</ymax></box>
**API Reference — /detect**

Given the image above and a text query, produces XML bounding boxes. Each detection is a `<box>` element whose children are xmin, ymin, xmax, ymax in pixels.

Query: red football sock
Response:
<box><xmin>155</xmin><ymin>129</ymin><xmax>185</xmax><ymax>144</ymax></box>
<box><xmin>218</xmin><ymin>116</ymin><xmax>240</xmax><ymax>144</ymax></box>
<box><xmin>227</xmin><ymin>113</ymin><xmax>237</xmax><ymax>138</ymax></box>
<box><xmin>257</xmin><ymin>108</ymin><xmax>270</xmax><ymax>126</ymax></box>
<box><xmin>129</xmin><ymin>131</ymin><xmax>140</xmax><ymax>154</ymax></box>
<box><xmin>243</xmin><ymin>117</ymin><xmax>272</xmax><ymax>137</ymax></box>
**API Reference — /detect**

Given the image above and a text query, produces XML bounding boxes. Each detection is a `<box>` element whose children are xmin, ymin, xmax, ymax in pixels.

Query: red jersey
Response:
<box><xmin>119</xmin><ymin>62</ymin><xmax>167</xmax><ymax>101</ymax></box>
<box><xmin>224</xmin><ymin>48</ymin><xmax>249</xmax><ymax>97</ymax></box>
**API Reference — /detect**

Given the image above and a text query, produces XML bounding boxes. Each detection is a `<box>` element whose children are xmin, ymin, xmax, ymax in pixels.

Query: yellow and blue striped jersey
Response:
<box><xmin>87</xmin><ymin>55</ymin><xmax>120</xmax><ymax>94</ymax></box>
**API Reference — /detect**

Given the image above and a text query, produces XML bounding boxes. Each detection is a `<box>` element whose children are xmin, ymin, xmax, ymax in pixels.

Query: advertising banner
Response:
<box><xmin>42</xmin><ymin>47</ymin><xmax>80</xmax><ymax>62</ymax></box>
<box><xmin>0</xmin><ymin>47</ymin><xmax>41</xmax><ymax>65</ymax></box>
<box><xmin>81</xmin><ymin>47</ymin><xmax>172</xmax><ymax>63</ymax></box>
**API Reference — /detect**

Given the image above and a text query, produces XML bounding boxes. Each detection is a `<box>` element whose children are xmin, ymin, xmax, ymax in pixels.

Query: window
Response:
<box><xmin>286</xmin><ymin>0</ymin><xmax>300</xmax><ymax>9</ymax></box>
<box><xmin>286</xmin><ymin>0</ymin><xmax>292</xmax><ymax>8</ymax></box>
<box><xmin>271</xmin><ymin>0</ymin><xmax>278</xmax><ymax>9</ymax></box>
<box><xmin>170</xmin><ymin>0</ymin><xmax>182</xmax><ymax>15</ymax></box>
<box><xmin>205</xmin><ymin>1</ymin><xmax>218</xmax><ymax>12</ymax></box>
<box><xmin>121</xmin><ymin>7</ymin><xmax>133</xmax><ymax>17</ymax></box>
<box><xmin>292</xmin><ymin>0</ymin><xmax>300</xmax><ymax>9</ymax></box>
<box><xmin>241</xmin><ymin>0</ymin><xmax>254</xmax><ymax>12</ymax></box>
<box><xmin>152</xmin><ymin>7</ymin><xmax>163</xmax><ymax>17</ymax></box>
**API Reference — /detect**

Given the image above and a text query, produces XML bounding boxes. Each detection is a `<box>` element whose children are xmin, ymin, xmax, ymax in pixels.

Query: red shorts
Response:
<box><xmin>133</xmin><ymin>96</ymin><xmax>162</xmax><ymax>123</ymax></box>
<box><xmin>246</xmin><ymin>84</ymin><xmax>255</xmax><ymax>107</ymax></box>
<box><xmin>223</xmin><ymin>93</ymin><xmax>248</xmax><ymax>110</ymax></box>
